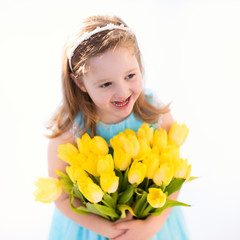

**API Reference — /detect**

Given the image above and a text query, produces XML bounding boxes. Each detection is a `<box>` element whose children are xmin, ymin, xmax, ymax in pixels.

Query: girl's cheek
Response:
<box><xmin>134</xmin><ymin>79</ymin><xmax>143</xmax><ymax>92</ymax></box>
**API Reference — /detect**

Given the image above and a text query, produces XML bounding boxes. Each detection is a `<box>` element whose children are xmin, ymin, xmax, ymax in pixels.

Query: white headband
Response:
<box><xmin>67</xmin><ymin>23</ymin><xmax>133</xmax><ymax>72</ymax></box>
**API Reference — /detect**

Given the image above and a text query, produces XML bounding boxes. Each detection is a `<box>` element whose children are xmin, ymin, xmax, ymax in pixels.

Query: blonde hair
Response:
<box><xmin>46</xmin><ymin>15</ymin><xmax>169</xmax><ymax>138</ymax></box>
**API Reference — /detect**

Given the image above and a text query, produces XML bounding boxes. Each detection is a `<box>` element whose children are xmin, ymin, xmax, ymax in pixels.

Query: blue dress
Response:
<box><xmin>49</xmin><ymin>113</ymin><xmax>189</xmax><ymax>240</ymax></box>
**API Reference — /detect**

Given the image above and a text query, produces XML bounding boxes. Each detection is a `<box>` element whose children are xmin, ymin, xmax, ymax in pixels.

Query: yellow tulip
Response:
<box><xmin>78</xmin><ymin>176</ymin><xmax>94</xmax><ymax>185</ymax></box>
<box><xmin>174</xmin><ymin>158</ymin><xmax>189</xmax><ymax>178</ymax></box>
<box><xmin>153</xmin><ymin>163</ymin><xmax>173</xmax><ymax>186</ymax></box>
<box><xmin>134</xmin><ymin>139</ymin><xmax>151</xmax><ymax>161</ymax></box>
<box><xmin>159</xmin><ymin>145</ymin><xmax>180</xmax><ymax>164</ymax></box>
<box><xmin>90</xmin><ymin>136</ymin><xmax>109</xmax><ymax>156</ymax></box>
<box><xmin>168</xmin><ymin>121</ymin><xmax>189</xmax><ymax>146</ymax></box>
<box><xmin>100</xmin><ymin>171</ymin><xmax>119</xmax><ymax>193</ymax></box>
<box><xmin>137</xmin><ymin>123</ymin><xmax>154</xmax><ymax>146</ymax></box>
<box><xmin>75</xmin><ymin>153</ymin><xmax>87</xmax><ymax>168</ymax></box>
<box><xmin>128</xmin><ymin>160</ymin><xmax>147</xmax><ymax>185</ymax></box>
<box><xmin>143</xmin><ymin>152</ymin><xmax>160</xmax><ymax>179</ymax></box>
<box><xmin>57</xmin><ymin>143</ymin><xmax>79</xmax><ymax>165</ymax></box>
<box><xmin>77</xmin><ymin>178</ymin><xmax>103</xmax><ymax>203</ymax></box>
<box><xmin>110</xmin><ymin>132</ymin><xmax>136</xmax><ymax>157</ymax></box>
<box><xmin>124</xmin><ymin>129</ymin><xmax>136</xmax><ymax>136</ymax></box>
<box><xmin>152</xmin><ymin>128</ymin><xmax>167</xmax><ymax>152</ymax></box>
<box><xmin>66</xmin><ymin>165</ymin><xmax>88</xmax><ymax>183</ymax></box>
<box><xmin>147</xmin><ymin>188</ymin><xmax>167</xmax><ymax>208</ymax></box>
<box><xmin>110</xmin><ymin>132</ymin><xmax>124</xmax><ymax>149</ymax></box>
<box><xmin>97</xmin><ymin>154</ymin><xmax>114</xmax><ymax>175</ymax></box>
<box><xmin>124</xmin><ymin>129</ymin><xmax>140</xmax><ymax>157</ymax></box>
<box><xmin>113</xmin><ymin>149</ymin><xmax>132</xmax><ymax>171</ymax></box>
<box><xmin>81</xmin><ymin>153</ymin><xmax>99</xmax><ymax>176</ymax></box>
<box><xmin>76</xmin><ymin>133</ymin><xmax>91</xmax><ymax>156</ymax></box>
<box><xmin>34</xmin><ymin>177</ymin><xmax>62</xmax><ymax>203</ymax></box>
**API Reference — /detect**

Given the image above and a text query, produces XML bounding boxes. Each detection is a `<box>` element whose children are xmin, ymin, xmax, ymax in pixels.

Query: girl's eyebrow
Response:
<box><xmin>94</xmin><ymin>78</ymin><xmax>110</xmax><ymax>86</ymax></box>
<box><xmin>125</xmin><ymin>68</ymin><xmax>138</xmax><ymax>74</ymax></box>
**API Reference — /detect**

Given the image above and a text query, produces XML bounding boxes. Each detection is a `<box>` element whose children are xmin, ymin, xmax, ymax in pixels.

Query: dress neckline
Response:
<box><xmin>97</xmin><ymin>113</ymin><xmax>134</xmax><ymax>128</ymax></box>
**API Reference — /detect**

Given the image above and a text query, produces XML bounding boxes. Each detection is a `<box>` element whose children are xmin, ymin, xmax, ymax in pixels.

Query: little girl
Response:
<box><xmin>47</xmin><ymin>15</ymin><xmax>189</xmax><ymax>240</ymax></box>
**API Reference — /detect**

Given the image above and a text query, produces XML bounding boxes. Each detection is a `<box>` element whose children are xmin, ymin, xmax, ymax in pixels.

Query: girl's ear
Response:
<box><xmin>70</xmin><ymin>73</ymin><xmax>87</xmax><ymax>92</ymax></box>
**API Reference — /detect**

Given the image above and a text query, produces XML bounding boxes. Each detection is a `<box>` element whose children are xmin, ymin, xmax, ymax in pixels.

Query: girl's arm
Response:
<box><xmin>48</xmin><ymin>130</ymin><xmax>125</xmax><ymax>239</ymax></box>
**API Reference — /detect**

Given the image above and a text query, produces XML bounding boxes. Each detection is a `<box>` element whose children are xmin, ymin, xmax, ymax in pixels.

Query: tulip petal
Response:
<box><xmin>118</xmin><ymin>204</ymin><xmax>136</xmax><ymax>218</ymax></box>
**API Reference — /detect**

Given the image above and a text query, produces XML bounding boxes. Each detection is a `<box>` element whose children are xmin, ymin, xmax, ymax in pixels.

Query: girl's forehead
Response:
<box><xmin>86</xmin><ymin>46</ymin><xmax>135</xmax><ymax>69</ymax></box>
<box><xmin>83</xmin><ymin>47</ymin><xmax>139</xmax><ymax>79</ymax></box>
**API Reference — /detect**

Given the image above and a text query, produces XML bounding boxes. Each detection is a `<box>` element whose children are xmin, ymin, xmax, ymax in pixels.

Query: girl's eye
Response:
<box><xmin>100</xmin><ymin>82</ymin><xmax>112</xmax><ymax>88</ymax></box>
<box><xmin>125</xmin><ymin>73</ymin><xmax>135</xmax><ymax>80</ymax></box>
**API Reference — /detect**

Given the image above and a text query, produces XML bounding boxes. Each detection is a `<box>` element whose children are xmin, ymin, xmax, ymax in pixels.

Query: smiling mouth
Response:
<box><xmin>112</xmin><ymin>96</ymin><xmax>131</xmax><ymax>107</ymax></box>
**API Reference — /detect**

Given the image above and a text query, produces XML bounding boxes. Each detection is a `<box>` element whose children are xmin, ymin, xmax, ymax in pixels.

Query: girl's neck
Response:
<box><xmin>97</xmin><ymin>112</ymin><xmax>132</xmax><ymax>125</ymax></box>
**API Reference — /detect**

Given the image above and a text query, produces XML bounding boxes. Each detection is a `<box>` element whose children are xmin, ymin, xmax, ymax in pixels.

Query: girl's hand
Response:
<box><xmin>110</xmin><ymin>219</ymin><xmax>153</xmax><ymax>240</ymax></box>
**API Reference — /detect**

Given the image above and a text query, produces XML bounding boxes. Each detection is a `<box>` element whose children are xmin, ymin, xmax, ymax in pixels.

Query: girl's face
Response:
<box><xmin>78</xmin><ymin>46</ymin><xmax>143</xmax><ymax>124</ymax></box>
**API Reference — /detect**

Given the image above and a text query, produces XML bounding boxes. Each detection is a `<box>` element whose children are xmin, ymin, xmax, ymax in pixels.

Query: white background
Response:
<box><xmin>0</xmin><ymin>0</ymin><xmax>240</xmax><ymax>239</ymax></box>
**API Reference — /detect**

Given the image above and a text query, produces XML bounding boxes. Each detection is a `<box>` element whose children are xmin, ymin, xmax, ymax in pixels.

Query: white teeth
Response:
<box><xmin>113</xmin><ymin>98</ymin><xmax>129</xmax><ymax>107</ymax></box>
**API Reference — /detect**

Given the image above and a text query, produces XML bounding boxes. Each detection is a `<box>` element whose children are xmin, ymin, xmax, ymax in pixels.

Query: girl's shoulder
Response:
<box><xmin>158</xmin><ymin>111</ymin><xmax>174</xmax><ymax>132</ymax></box>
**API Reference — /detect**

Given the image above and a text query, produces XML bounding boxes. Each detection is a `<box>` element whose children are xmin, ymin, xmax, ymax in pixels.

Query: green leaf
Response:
<box><xmin>61</xmin><ymin>180</ymin><xmax>73</xmax><ymax>194</ymax></box>
<box><xmin>134</xmin><ymin>190</ymin><xmax>147</xmax><ymax>217</ymax></box>
<box><xmin>56</xmin><ymin>171</ymin><xmax>73</xmax><ymax>194</ymax></box>
<box><xmin>161</xmin><ymin>182</ymin><xmax>166</xmax><ymax>192</ymax></box>
<box><xmin>122</xmin><ymin>167</ymin><xmax>130</xmax><ymax>189</ymax></box>
<box><xmin>103</xmin><ymin>193</ymin><xmax>115</xmax><ymax>209</ymax></box>
<box><xmin>188</xmin><ymin>176</ymin><xmax>198</xmax><ymax>182</ymax></box>
<box><xmin>93</xmin><ymin>203</ymin><xmax>119</xmax><ymax>218</ymax></box>
<box><xmin>111</xmin><ymin>191</ymin><xmax>118</xmax><ymax>206</ymax></box>
<box><xmin>86</xmin><ymin>203</ymin><xmax>110</xmax><ymax>220</ymax></box>
<box><xmin>69</xmin><ymin>193</ymin><xmax>90</xmax><ymax>215</ymax></box>
<box><xmin>56</xmin><ymin>170</ymin><xmax>68</xmax><ymax>178</ymax></box>
<box><xmin>150</xmin><ymin>198</ymin><xmax>190</xmax><ymax>216</ymax></box>
<box><xmin>165</xmin><ymin>178</ymin><xmax>185</xmax><ymax>196</ymax></box>
<box><xmin>72</xmin><ymin>205</ymin><xmax>91</xmax><ymax>215</ymax></box>
<box><xmin>118</xmin><ymin>184</ymin><xmax>136</xmax><ymax>205</ymax></box>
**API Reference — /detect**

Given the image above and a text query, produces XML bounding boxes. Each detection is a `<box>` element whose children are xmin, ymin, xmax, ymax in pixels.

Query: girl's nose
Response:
<box><xmin>114</xmin><ymin>82</ymin><xmax>129</xmax><ymax>100</ymax></box>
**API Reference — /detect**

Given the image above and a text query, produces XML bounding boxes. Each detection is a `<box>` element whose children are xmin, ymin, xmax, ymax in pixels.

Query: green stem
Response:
<box><xmin>141</xmin><ymin>204</ymin><xmax>154</xmax><ymax>218</ymax></box>
<box><xmin>145</xmin><ymin>178</ymin><xmax>149</xmax><ymax>191</ymax></box>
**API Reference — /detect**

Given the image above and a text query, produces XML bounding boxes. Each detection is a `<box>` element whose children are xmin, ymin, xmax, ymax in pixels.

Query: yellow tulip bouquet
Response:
<box><xmin>34</xmin><ymin>122</ymin><xmax>195</xmax><ymax>221</ymax></box>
